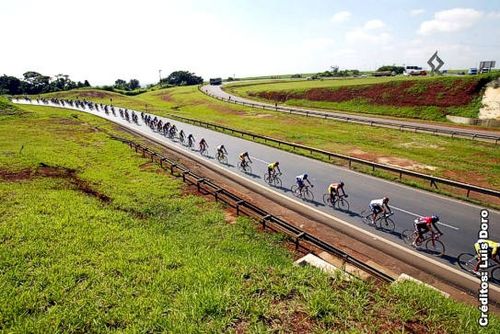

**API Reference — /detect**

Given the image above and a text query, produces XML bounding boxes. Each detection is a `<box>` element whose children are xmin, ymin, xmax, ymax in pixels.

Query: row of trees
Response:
<box><xmin>160</xmin><ymin>71</ymin><xmax>203</xmax><ymax>86</ymax></box>
<box><xmin>114</xmin><ymin>78</ymin><xmax>140</xmax><ymax>91</ymax></box>
<box><xmin>0</xmin><ymin>72</ymin><xmax>90</xmax><ymax>95</ymax></box>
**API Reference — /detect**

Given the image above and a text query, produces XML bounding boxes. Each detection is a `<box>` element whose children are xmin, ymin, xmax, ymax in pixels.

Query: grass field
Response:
<box><xmin>38</xmin><ymin>87</ymin><xmax>500</xmax><ymax>195</ymax></box>
<box><xmin>225</xmin><ymin>75</ymin><xmax>498</xmax><ymax>121</ymax></box>
<box><xmin>3</xmin><ymin>99</ymin><xmax>499</xmax><ymax>332</ymax></box>
<box><xmin>1</xmin><ymin>98</ymin><xmax>500</xmax><ymax>332</ymax></box>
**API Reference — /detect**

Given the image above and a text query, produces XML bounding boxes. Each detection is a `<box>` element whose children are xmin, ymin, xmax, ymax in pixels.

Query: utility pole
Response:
<box><xmin>158</xmin><ymin>69</ymin><xmax>162</xmax><ymax>87</ymax></box>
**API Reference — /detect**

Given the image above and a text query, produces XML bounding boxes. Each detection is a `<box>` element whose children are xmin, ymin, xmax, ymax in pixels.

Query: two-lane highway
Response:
<box><xmin>15</xmin><ymin>98</ymin><xmax>499</xmax><ymax>273</ymax></box>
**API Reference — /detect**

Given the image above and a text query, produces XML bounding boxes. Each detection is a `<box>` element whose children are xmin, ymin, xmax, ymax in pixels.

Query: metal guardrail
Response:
<box><xmin>199</xmin><ymin>86</ymin><xmax>500</xmax><ymax>144</ymax></box>
<box><xmin>113</xmin><ymin>135</ymin><xmax>395</xmax><ymax>283</ymax></box>
<box><xmin>163</xmin><ymin>112</ymin><xmax>500</xmax><ymax>202</ymax></box>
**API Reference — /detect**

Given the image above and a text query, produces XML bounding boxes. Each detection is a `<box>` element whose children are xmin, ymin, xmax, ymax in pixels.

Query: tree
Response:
<box><xmin>162</xmin><ymin>71</ymin><xmax>203</xmax><ymax>86</ymax></box>
<box><xmin>377</xmin><ymin>65</ymin><xmax>404</xmax><ymax>75</ymax></box>
<box><xmin>83</xmin><ymin>80</ymin><xmax>91</xmax><ymax>87</ymax></box>
<box><xmin>22</xmin><ymin>71</ymin><xmax>51</xmax><ymax>94</ymax></box>
<box><xmin>128</xmin><ymin>79</ymin><xmax>140</xmax><ymax>90</ymax></box>
<box><xmin>114</xmin><ymin>79</ymin><xmax>127</xmax><ymax>90</ymax></box>
<box><xmin>0</xmin><ymin>75</ymin><xmax>22</xmax><ymax>94</ymax></box>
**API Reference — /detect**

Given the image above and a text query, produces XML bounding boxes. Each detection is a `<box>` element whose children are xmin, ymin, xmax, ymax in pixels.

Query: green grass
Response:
<box><xmin>1</xmin><ymin>99</ymin><xmax>499</xmax><ymax>332</ymax></box>
<box><xmin>225</xmin><ymin>74</ymin><xmax>499</xmax><ymax>121</ymax></box>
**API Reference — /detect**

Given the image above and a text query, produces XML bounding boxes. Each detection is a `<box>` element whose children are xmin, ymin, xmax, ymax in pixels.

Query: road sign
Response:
<box><xmin>479</xmin><ymin>61</ymin><xmax>496</xmax><ymax>70</ymax></box>
<box><xmin>427</xmin><ymin>51</ymin><xmax>444</xmax><ymax>74</ymax></box>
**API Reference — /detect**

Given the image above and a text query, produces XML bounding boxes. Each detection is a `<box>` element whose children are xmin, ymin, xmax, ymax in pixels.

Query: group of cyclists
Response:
<box><xmin>14</xmin><ymin>96</ymin><xmax>498</xmax><ymax>277</ymax></box>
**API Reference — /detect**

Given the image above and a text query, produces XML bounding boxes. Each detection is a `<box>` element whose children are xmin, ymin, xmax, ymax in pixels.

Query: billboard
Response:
<box><xmin>479</xmin><ymin>61</ymin><xmax>496</xmax><ymax>70</ymax></box>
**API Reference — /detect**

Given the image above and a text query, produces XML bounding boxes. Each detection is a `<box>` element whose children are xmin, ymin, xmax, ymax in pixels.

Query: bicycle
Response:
<box><xmin>264</xmin><ymin>172</ymin><xmax>282</xmax><ymax>187</ymax></box>
<box><xmin>238</xmin><ymin>160</ymin><xmax>252</xmax><ymax>174</ymax></box>
<box><xmin>457</xmin><ymin>252</ymin><xmax>500</xmax><ymax>282</ymax></box>
<box><xmin>401</xmin><ymin>230</ymin><xmax>445</xmax><ymax>256</ymax></box>
<box><xmin>291</xmin><ymin>184</ymin><xmax>314</xmax><ymax>201</ymax></box>
<box><xmin>323</xmin><ymin>193</ymin><xmax>349</xmax><ymax>211</ymax></box>
<box><xmin>217</xmin><ymin>151</ymin><xmax>228</xmax><ymax>164</ymax></box>
<box><xmin>360</xmin><ymin>210</ymin><xmax>395</xmax><ymax>232</ymax></box>
<box><xmin>199</xmin><ymin>145</ymin><xmax>209</xmax><ymax>157</ymax></box>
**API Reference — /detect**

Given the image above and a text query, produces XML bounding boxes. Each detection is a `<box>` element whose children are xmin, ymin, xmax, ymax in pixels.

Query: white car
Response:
<box><xmin>403</xmin><ymin>66</ymin><xmax>424</xmax><ymax>76</ymax></box>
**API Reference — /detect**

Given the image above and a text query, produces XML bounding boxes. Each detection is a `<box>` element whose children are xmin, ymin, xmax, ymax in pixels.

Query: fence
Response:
<box><xmin>113</xmin><ymin>135</ymin><xmax>394</xmax><ymax>283</ymax></box>
<box><xmin>199</xmin><ymin>86</ymin><xmax>500</xmax><ymax>144</ymax></box>
<box><xmin>163</xmin><ymin>112</ymin><xmax>500</xmax><ymax>202</ymax></box>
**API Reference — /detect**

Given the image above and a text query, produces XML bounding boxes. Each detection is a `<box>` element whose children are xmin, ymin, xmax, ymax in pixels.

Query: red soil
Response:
<box><xmin>251</xmin><ymin>79</ymin><xmax>482</xmax><ymax>108</ymax></box>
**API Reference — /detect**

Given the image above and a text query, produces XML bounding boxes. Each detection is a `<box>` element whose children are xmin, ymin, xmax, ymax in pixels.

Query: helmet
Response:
<box><xmin>275</xmin><ymin>161</ymin><xmax>279</xmax><ymax>165</ymax></box>
<box><xmin>382</xmin><ymin>197</ymin><xmax>389</xmax><ymax>203</ymax></box>
<box><xmin>339</xmin><ymin>181</ymin><xmax>344</xmax><ymax>186</ymax></box>
<box><xmin>303</xmin><ymin>173</ymin><xmax>308</xmax><ymax>179</ymax></box>
<box><xmin>431</xmin><ymin>215</ymin><xmax>439</xmax><ymax>222</ymax></box>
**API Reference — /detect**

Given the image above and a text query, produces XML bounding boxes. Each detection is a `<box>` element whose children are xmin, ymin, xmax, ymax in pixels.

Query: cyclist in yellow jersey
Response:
<box><xmin>474</xmin><ymin>239</ymin><xmax>500</xmax><ymax>273</ymax></box>
<box><xmin>267</xmin><ymin>161</ymin><xmax>281</xmax><ymax>179</ymax></box>
<box><xmin>328</xmin><ymin>181</ymin><xmax>346</xmax><ymax>203</ymax></box>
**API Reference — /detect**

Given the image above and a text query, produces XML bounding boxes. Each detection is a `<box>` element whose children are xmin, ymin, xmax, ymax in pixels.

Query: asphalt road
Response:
<box><xmin>15</xmin><ymin>99</ymin><xmax>500</xmax><ymax>275</ymax></box>
<box><xmin>202</xmin><ymin>84</ymin><xmax>500</xmax><ymax>140</ymax></box>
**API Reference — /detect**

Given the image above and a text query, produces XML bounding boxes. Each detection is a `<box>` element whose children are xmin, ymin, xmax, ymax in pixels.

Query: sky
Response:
<box><xmin>1</xmin><ymin>0</ymin><xmax>500</xmax><ymax>85</ymax></box>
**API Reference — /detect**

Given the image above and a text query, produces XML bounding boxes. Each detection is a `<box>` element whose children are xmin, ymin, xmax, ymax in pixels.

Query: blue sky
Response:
<box><xmin>1</xmin><ymin>0</ymin><xmax>499</xmax><ymax>84</ymax></box>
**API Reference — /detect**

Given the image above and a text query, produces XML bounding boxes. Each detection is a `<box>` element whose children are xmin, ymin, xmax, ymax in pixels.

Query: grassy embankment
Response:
<box><xmin>40</xmin><ymin>87</ymin><xmax>500</xmax><ymax>205</ymax></box>
<box><xmin>2</xmin><ymin>98</ymin><xmax>500</xmax><ymax>332</ymax></box>
<box><xmin>225</xmin><ymin>74</ymin><xmax>500</xmax><ymax>121</ymax></box>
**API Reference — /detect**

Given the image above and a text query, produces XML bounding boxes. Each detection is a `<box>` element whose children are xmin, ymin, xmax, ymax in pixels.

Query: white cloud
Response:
<box><xmin>346</xmin><ymin>19</ymin><xmax>391</xmax><ymax>45</ymax></box>
<box><xmin>410</xmin><ymin>9</ymin><xmax>425</xmax><ymax>16</ymax></box>
<box><xmin>331</xmin><ymin>11</ymin><xmax>351</xmax><ymax>23</ymax></box>
<box><xmin>418</xmin><ymin>8</ymin><xmax>483</xmax><ymax>35</ymax></box>
<box><xmin>487</xmin><ymin>11</ymin><xmax>500</xmax><ymax>19</ymax></box>
<box><xmin>363</xmin><ymin>19</ymin><xmax>385</xmax><ymax>30</ymax></box>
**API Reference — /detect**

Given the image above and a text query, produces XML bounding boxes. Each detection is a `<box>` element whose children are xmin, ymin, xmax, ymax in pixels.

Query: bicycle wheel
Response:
<box><xmin>335</xmin><ymin>198</ymin><xmax>350</xmax><ymax>211</ymax></box>
<box><xmin>401</xmin><ymin>230</ymin><xmax>418</xmax><ymax>246</ymax></box>
<box><xmin>491</xmin><ymin>267</ymin><xmax>500</xmax><ymax>283</ymax></box>
<box><xmin>244</xmin><ymin>164</ymin><xmax>252</xmax><ymax>174</ymax></box>
<box><xmin>360</xmin><ymin>210</ymin><xmax>372</xmax><ymax>225</ymax></box>
<box><xmin>303</xmin><ymin>188</ymin><xmax>314</xmax><ymax>201</ymax></box>
<box><xmin>322</xmin><ymin>194</ymin><xmax>334</xmax><ymax>207</ymax></box>
<box><xmin>457</xmin><ymin>253</ymin><xmax>477</xmax><ymax>273</ymax></box>
<box><xmin>377</xmin><ymin>217</ymin><xmax>395</xmax><ymax>233</ymax></box>
<box><xmin>425</xmin><ymin>239</ymin><xmax>445</xmax><ymax>256</ymax></box>
<box><xmin>218</xmin><ymin>155</ymin><xmax>227</xmax><ymax>164</ymax></box>
<box><xmin>291</xmin><ymin>185</ymin><xmax>300</xmax><ymax>197</ymax></box>
<box><xmin>273</xmin><ymin>176</ymin><xmax>282</xmax><ymax>188</ymax></box>
<box><xmin>264</xmin><ymin>173</ymin><xmax>271</xmax><ymax>184</ymax></box>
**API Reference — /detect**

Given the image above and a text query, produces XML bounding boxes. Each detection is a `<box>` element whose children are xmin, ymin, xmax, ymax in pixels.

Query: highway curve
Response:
<box><xmin>15</xmin><ymin>99</ymin><xmax>500</xmax><ymax>285</ymax></box>
<box><xmin>202</xmin><ymin>84</ymin><xmax>500</xmax><ymax>142</ymax></box>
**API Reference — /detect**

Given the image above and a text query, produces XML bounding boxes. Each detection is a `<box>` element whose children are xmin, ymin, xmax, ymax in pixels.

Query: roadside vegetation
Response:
<box><xmin>225</xmin><ymin>74</ymin><xmax>500</xmax><ymax>121</ymax></box>
<box><xmin>1</xmin><ymin>94</ymin><xmax>499</xmax><ymax>332</ymax></box>
<box><xmin>38</xmin><ymin>86</ymin><xmax>500</xmax><ymax>201</ymax></box>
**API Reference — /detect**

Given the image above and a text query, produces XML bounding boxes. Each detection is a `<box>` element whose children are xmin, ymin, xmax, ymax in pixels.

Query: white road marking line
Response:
<box><xmin>392</xmin><ymin>205</ymin><xmax>459</xmax><ymax>231</ymax></box>
<box><xmin>251</xmin><ymin>156</ymin><xmax>270</xmax><ymax>164</ymax></box>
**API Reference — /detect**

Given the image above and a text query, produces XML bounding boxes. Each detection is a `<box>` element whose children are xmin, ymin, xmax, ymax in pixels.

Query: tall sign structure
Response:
<box><xmin>427</xmin><ymin>51</ymin><xmax>444</xmax><ymax>74</ymax></box>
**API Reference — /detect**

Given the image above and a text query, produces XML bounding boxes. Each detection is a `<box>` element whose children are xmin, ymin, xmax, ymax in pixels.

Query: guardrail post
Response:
<box><xmin>182</xmin><ymin>170</ymin><xmax>189</xmax><ymax>182</ymax></box>
<box><xmin>260</xmin><ymin>214</ymin><xmax>272</xmax><ymax>229</ymax></box>
<box><xmin>196</xmin><ymin>178</ymin><xmax>205</xmax><ymax>192</ymax></box>
<box><xmin>430</xmin><ymin>179</ymin><xmax>438</xmax><ymax>189</ymax></box>
<box><xmin>214</xmin><ymin>189</ymin><xmax>223</xmax><ymax>202</ymax></box>
<box><xmin>170</xmin><ymin>163</ymin><xmax>176</xmax><ymax>175</ymax></box>
<box><xmin>295</xmin><ymin>232</ymin><xmax>305</xmax><ymax>250</ymax></box>
<box><xmin>348</xmin><ymin>160</ymin><xmax>352</xmax><ymax>169</ymax></box>
<box><xmin>466</xmin><ymin>189</ymin><xmax>471</xmax><ymax>198</ymax></box>
<box><xmin>236</xmin><ymin>200</ymin><xmax>245</xmax><ymax>216</ymax></box>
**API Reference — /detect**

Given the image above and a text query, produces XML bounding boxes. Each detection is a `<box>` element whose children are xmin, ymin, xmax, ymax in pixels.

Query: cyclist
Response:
<box><xmin>187</xmin><ymin>134</ymin><xmax>195</xmax><ymax>147</ymax></box>
<box><xmin>328</xmin><ymin>181</ymin><xmax>347</xmax><ymax>203</ymax></box>
<box><xmin>369</xmin><ymin>197</ymin><xmax>391</xmax><ymax>225</ymax></box>
<box><xmin>267</xmin><ymin>161</ymin><xmax>281</xmax><ymax>179</ymax></box>
<box><xmin>179</xmin><ymin>129</ymin><xmax>185</xmax><ymax>142</ymax></box>
<box><xmin>474</xmin><ymin>239</ymin><xmax>500</xmax><ymax>274</ymax></box>
<box><xmin>296</xmin><ymin>173</ymin><xmax>313</xmax><ymax>192</ymax></box>
<box><xmin>239</xmin><ymin>152</ymin><xmax>252</xmax><ymax>168</ymax></box>
<box><xmin>199</xmin><ymin>138</ymin><xmax>208</xmax><ymax>153</ymax></box>
<box><xmin>413</xmin><ymin>215</ymin><xmax>442</xmax><ymax>246</ymax></box>
<box><xmin>216</xmin><ymin>144</ymin><xmax>228</xmax><ymax>160</ymax></box>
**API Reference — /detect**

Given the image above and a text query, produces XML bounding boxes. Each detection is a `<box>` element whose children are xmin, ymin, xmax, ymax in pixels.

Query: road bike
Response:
<box><xmin>264</xmin><ymin>172</ymin><xmax>282</xmax><ymax>187</ymax></box>
<box><xmin>401</xmin><ymin>230</ymin><xmax>445</xmax><ymax>256</ymax></box>
<box><xmin>323</xmin><ymin>193</ymin><xmax>349</xmax><ymax>211</ymax></box>
<box><xmin>291</xmin><ymin>184</ymin><xmax>314</xmax><ymax>201</ymax></box>
<box><xmin>457</xmin><ymin>252</ymin><xmax>500</xmax><ymax>283</ymax></box>
<box><xmin>199</xmin><ymin>145</ymin><xmax>209</xmax><ymax>157</ymax></box>
<box><xmin>217</xmin><ymin>151</ymin><xmax>228</xmax><ymax>164</ymax></box>
<box><xmin>360</xmin><ymin>210</ymin><xmax>395</xmax><ymax>232</ymax></box>
<box><xmin>238</xmin><ymin>160</ymin><xmax>252</xmax><ymax>174</ymax></box>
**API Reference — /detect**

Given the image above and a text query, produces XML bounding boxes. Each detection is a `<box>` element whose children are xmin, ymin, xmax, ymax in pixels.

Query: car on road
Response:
<box><xmin>467</xmin><ymin>68</ymin><xmax>478</xmax><ymax>75</ymax></box>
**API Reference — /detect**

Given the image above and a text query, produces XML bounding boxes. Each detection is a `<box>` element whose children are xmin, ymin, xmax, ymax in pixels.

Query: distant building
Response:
<box><xmin>209</xmin><ymin>78</ymin><xmax>222</xmax><ymax>85</ymax></box>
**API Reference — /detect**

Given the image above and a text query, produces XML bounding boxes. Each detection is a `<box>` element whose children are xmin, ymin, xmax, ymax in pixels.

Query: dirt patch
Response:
<box><xmin>208</xmin><ymin>103</ymin><xmax>246</xmax><ymax>116</ymax></box>
<box><xmin>399</xmin><ymin>142</ymin><xmax>442</xmax><ymax>150</ymax></box>
<box><xmin>75</xmin><ymin>91</ymin><xmax>114</xmax><ymax>99</ymax></box>
<box><xmin>0</xmin><ymin>163</ymin><xmax>111</xmax><ymax>203</ymax></box>
<box><xmin>377</xmin><ymin>157</ymin><xmax>437</xmax><ymax>172</ymax></box>
<box><xmin>347</xmin><ymin>149</ymin><xmax>379</xmax><ymax>161</ymax></box>
<box><xmin>251</xmin><ymin>78</ymin><xmax>482</xmax><ymax>109</ymax></box>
